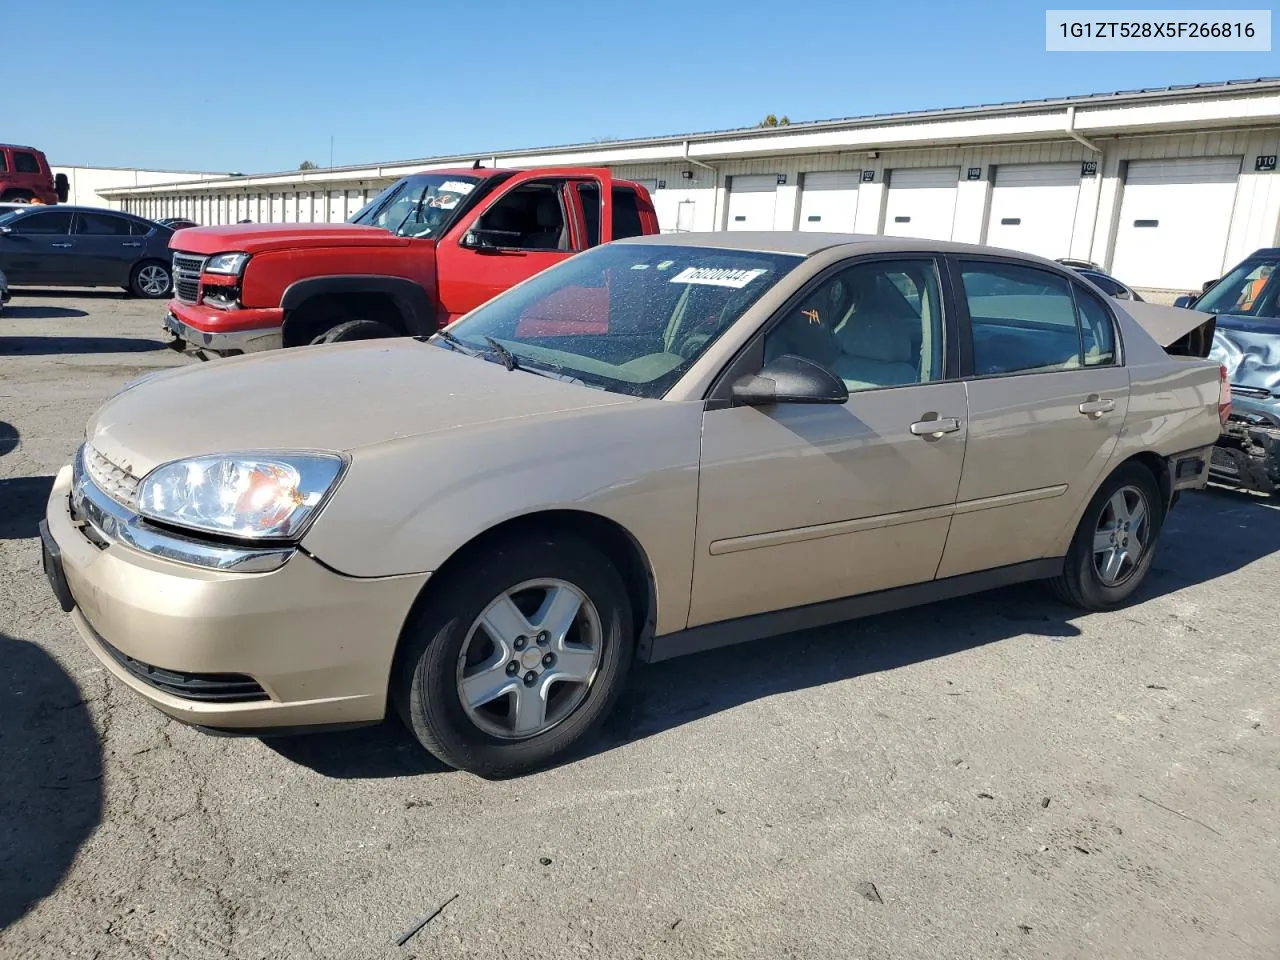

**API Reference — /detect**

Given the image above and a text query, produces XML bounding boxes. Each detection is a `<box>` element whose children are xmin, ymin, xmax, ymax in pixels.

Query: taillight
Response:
<box><xmin>1218</xmin><ymin>364</ymin><xmax>1232</xmax><ymax>426</ymax></box>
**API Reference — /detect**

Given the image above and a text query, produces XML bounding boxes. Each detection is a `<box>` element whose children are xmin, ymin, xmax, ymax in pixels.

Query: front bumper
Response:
<box><xmin>42</xmin><ymin>465</ymin><xmax>430</xmax><ymax>731</ymax></box>
<box><xmin>1211</xmin><ymin>418</ymin><xmax>1280</xmax><ymax>494</ymax></box>
<box><xmin>164</xmin><ymin>302</ymin><xmax>284</xmax><ymax>358</ymax></box>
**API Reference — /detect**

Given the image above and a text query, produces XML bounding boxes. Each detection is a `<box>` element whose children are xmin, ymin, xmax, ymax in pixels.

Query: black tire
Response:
<box><xmin>310</xmin><ymin>318</ymin><xmax>397</xmax><ymax>345</ymax></box>
<box><xmin>1051</xmin><ymin>462</ymin><xmax>1164</xmax><ymax>610</ymax></box>
<box><xmin>0</xmin><ymin>190</ymin><xmax>33</xmax><ymax>203</ymax></box>
<box><xmin>129</xmin><ymin>261</ymin><xmax>172</xmax><ymax>299</ymax></box>
<box><xmin>392</xmin><ymin>534</ymin><xmax>634</xmax><ymax>778</ymax></box>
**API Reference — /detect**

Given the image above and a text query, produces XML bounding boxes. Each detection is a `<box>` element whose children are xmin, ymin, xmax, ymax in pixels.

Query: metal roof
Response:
<box><xmin>101</xmin><ymin>76</ymin><xmax>1280</xmax><ymax>194</ymax></box>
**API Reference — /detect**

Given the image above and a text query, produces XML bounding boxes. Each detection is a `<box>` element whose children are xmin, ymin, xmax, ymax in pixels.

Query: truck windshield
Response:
<box><xmin>438</xmin><ymin>243</ymin><xmax>804</xmax><ymax>399</ymax></box>
<box><xmin>347</xmin><ymin>174</ymin><xmax>482</xmax><ymax>239</ymax></box>
<box><xmin>1195</xmin><ymin>258</ymin><xmax>1280</xmax><ymax>319</ymax></box>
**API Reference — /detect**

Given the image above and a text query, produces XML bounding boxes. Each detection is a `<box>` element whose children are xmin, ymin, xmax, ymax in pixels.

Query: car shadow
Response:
<box><xmin>1</xmin><ymin>305</ymin><xmax>89</xmax><ymax>320</ymax></box>
<box><xmin>0</xmin><ymin>633</ymin><xmax>104</xmax><ymax>928</ymax></box>
<box><xmin>0</xmin><ymin>421</ymin><xmax>17</xmax><ymax>458</ymax></box>
<box><xmin>0</xmin><ymin>476</ymin><xmax>54</xmax><ymax>540</ymax></box>
<box><xmin>264</xmin><ymin>719</ymin><xmax>451</xmax><ymax>779</ymax></box>
<box><xmin>0</xmin><ymin>336</ymin><xmax>166</xmax><ymax>356</ymax></box>
<box><xmin>7</xmin><ymin>288</ymin><xmax>128</xmax><ymax>300</ymax></box>
<box><xmin>259</xmin><ymin>488</ymin><xmax>1280</xmax><ymax>780</ymax></box>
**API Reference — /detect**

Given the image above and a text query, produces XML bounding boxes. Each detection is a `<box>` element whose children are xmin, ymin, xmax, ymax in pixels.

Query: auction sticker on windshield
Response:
<box><xmin>669</xmin><ymin>266</ymin><xmax>768</xmax><ymax>288</ymax></box>
<box><xmin>439</xmin><ymin>181</ymin><xmax>476</xmax><ymax>194</ymax></box>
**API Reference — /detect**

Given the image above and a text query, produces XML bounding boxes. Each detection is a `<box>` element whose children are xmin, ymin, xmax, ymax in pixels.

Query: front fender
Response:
<box><xmin>301</xmin><ymin>400</ymin><xmax>704</xmax><ymax>637</ymax></box>
<box><xmin>280</xmin><ymin>274</ymin><xmax>436</xmax><ymax>336</ymax></box>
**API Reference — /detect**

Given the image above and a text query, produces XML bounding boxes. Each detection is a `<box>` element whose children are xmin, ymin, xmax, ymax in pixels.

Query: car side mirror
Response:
<box><xmin>460</xmin><ymin>229</ymin><xmax>497</xmax><ymax>251</ymax></box>
<box><xmin>1172</xmin><ymin>295</ymin><xmax>1195</xmax><ymax>309</ymax></box>
<box><xmin>731</xmin><ymin>354</ymin><xmax>849</xmax><ymax>407</ymax></box>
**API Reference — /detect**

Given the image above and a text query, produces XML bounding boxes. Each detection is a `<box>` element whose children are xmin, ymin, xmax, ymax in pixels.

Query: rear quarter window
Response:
<box><xmin>14</xmin><ymin>152</ymin><xmax>41</xmax><ymax>174</ymax></box>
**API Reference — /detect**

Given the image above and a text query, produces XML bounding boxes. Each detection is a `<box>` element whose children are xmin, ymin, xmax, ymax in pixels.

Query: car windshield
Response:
<box><xmin>439</xmin><ymin>243</ymin><xmax>803</xmax><ymax>399</ymax></box>
<box><xmin>1195</xmin><ymin>257</ymin><xmax>1280</xmax><ymax>319</ymax></box>
<box><xmin>346</xmin><ymin>174</ymin><xmax>482</xmax><ymax>238</ymax></box>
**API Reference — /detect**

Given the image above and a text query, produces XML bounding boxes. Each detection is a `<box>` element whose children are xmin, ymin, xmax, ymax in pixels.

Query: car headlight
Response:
<box><xmin>137</xmin><ymin>453</ymin><xmax>346</xmax><ymax>540</ymax></box>
<box><xmin>204</xmin><ymin>252</ymin><xmax>249</xmax><ymax>275</ymax></box>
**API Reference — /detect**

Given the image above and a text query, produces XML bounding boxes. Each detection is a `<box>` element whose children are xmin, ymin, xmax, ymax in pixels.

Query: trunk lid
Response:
<box><xmin>1119</xmin><ymin>299</ymin><xmax>1217</xmax><ymax>358</ymax></box>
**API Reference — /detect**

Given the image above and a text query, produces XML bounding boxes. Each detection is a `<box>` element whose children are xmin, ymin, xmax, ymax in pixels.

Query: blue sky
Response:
<box><xmin>10</xmin><ymin>0</ymin><xmax>1277</xmax><ymax>174</ymax></box>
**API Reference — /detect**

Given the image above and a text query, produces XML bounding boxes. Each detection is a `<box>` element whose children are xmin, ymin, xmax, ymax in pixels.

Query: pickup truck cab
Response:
<box><xmin>163</xmin><ymin>166</ymin><xmax>659</xmax><ymax>358</ymax></box>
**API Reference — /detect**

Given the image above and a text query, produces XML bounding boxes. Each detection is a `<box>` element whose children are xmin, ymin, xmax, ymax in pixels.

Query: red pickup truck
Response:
<box><xmin>163</xmin><ymin>166</ymin><xmax>659</xmax><ymax>358</ymax></box>
<box><xmin>0</xmin><ymin>144</ymin><xmax>68</xmax><ymax>205</ymax></box>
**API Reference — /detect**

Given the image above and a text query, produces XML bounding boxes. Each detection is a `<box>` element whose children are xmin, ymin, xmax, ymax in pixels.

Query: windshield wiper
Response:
<box><xmin>483</xmin><ymin>336</ymin><xmax>519</xmax><ymax>371</ymax></box>
<box><xmin>420</xmin><ymin>328</ymin><xmax>479</xmax><ymax>355</ymax></box>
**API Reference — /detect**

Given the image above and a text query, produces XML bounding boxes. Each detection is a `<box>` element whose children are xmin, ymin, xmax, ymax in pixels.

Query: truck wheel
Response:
<box><xmin>0</xmin><ymin>190</ymin><xmax>34</xmax><ymax>203</ymax></box>
<box><xmin>310</xmin><ymin>319</ymin><xmax>398</xmax><ymax>344</ymax></box>
<box><xmin>393</xmin><ymin>534</ymin><xmax>634</xmax><ymax>778</ymax></box>
<box><xmin>1050</xmin><ymin>462</ymin><xmax>1163</xmax><ymax>611</ymax></box>
<box><xmin>129</xmin><ymin>261</ymin><xmax>172</xmax><ymax>299</ymax></box>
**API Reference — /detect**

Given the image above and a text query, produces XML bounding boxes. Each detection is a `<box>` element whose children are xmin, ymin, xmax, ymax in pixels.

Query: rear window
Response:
<box><xmin>576</xmin><ymin>184</ymin><xmax>646</xmax><ymax>246</ymax></box>
<box><xmin>13</xmin><ymin>152</ymin><xmax>40</xmax><ymax>174</ymax></box>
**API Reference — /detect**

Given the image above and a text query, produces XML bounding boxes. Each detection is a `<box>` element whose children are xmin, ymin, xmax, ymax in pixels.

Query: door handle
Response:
<box><xmin>121</xmin><ymin>241</ymin><xmax>142</xmax><ymax>248</ymax></box>
<box><xmin>909</xmin><ymin>415</ymin><xmax>962</xmax><ymax>438</ymax></box>
<box><xmin>51</xmin><ymin>242</ymin><xmax>72</xmax><ymax>248</ymax></box>
<box><xmin>1078</xmin><ymin>396</ymin><xmax>1116</xmax><ymax>418</ymax></box>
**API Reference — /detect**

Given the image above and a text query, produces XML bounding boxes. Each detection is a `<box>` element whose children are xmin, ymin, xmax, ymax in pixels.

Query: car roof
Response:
<box><xmin>616</xmin><ymin>230</ymin><xmax>1081</xmax><ymax>266</ymax></box>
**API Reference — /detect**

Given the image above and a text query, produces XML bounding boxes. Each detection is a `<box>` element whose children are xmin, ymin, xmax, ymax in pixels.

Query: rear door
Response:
<box><xmin>935</xmin><ymin>257</ymin><xmax>1130</xmax><ymax>579</ymax></box>
<box><xmin>0</xmin><ymin>210</ymin><xmax>74</xmax><ymax>283</ymax></box>
<box><xmin>435</xmin><ymin>168</ymin><xmax>612</xmax><ymax>324</ymax></box>
<box><xmin>72</xmin><ymin>210</ymin><xmax>141</xmax><ymax>284</ymax></box>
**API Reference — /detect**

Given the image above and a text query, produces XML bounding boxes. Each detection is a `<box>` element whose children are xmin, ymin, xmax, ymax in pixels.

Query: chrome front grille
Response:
<box><xmin>81</xmin><ymin>444</ymin><xmax>141</xmax><ymax>510</ymax></box>
<box><xmin>172</xmin><ymin>252</ymin><xmax>206</xmax><ymax>304</ymax></box>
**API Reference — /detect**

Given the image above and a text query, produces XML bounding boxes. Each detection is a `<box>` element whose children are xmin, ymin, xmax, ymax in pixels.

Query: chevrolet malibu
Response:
<box><xmin>41</xmin><ymin>233</ymin><xmax>1228</xmax><ymax>777</ymax></box>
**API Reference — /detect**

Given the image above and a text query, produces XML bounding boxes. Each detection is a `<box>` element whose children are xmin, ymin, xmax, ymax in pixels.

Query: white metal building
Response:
<box><xmin>50</xmin><ymin>166</ymin><xmax>226</xmax><ymax>209</ymax></box>
<box><xmin>101</xmin><ymin>78</ymin><xmax>1280</xmax><ymax>294</ymax></box>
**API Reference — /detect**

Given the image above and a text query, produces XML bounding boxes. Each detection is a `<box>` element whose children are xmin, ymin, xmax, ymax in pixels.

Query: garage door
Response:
<box><xmin>726</xmin><ymin>175</ymin><xmax>778</xmax><ymax>231</ymax></box>
<box><xmin>883</xmin><ymin>167</ymin><xmax>958</xmax><ymax>240</ymax></box>
<box><xmin>985</xmin><ymin>163</ymin><xmax>1081</xmax><ymax>259</ymax></box>
<box><xmin>798</xmin><ymin>171</ymin><xmax>860</xmax><ymax>233</ymax></box>
<box><xmin>1110</xmin><ymin>157</ymin><xmax>1241</xmax><ymax>291</ymax></box>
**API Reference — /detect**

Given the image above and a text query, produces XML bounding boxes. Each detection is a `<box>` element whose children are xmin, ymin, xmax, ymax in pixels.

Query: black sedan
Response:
<box><xmin>0</xmin><ymin>205</ymin><xmax>175</xmax><ymax>298</ymax></box>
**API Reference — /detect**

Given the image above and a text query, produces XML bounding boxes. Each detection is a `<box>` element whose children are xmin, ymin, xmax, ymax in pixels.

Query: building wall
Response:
<box><xmin>51</xmin><ymin>166</ymin><xmax>224</xmax><ymax>209</ymax></box>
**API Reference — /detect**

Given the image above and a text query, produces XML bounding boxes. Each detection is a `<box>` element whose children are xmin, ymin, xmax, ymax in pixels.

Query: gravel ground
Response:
<box><xmin>1</xmin><ymin>291</ymin><xmax>1277</xmax><ymax>960</ymax></box>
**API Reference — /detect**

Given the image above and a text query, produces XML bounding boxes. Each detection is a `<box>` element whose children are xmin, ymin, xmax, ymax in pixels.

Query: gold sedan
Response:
<box><xmin>41</xmin><ymin>233</ymin><xmax>1227</xmax><ymax>777</ymax></box>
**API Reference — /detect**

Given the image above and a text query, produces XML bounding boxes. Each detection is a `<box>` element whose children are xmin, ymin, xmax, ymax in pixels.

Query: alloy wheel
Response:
<box><xmin>1092</xmin><ymin>484</ymin><xmax>1151</xmax><ymax>587</ymax></box>
<box><xmin>138</xmin><ymin>265</ymin><xmax>170</xmax><ymax>296</ymax></box>
<box><xmin>456</xmin><ymin>579</ymin><xmax>603</xmax><ymax>740</ymax></box>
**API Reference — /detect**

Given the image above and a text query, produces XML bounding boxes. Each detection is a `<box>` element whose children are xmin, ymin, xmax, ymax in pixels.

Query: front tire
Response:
<box><xmin>1051</xmin><ymin>463</ymin><xmax>1163</xmax><ymax>610</ymax></box>
<box><xmin>129</xmin><ymin>261</ymin><xmax>172</xmax><ymax>299</ymax></box>
<box><xmin>393</xmin><ymin>534</ymin><xmax>634</xmax><ymax>778</ymax></box>
<box><xmin>309</xmin><ymin>318</ymin><xmax>397</xmax><ymax>344</ymax></box>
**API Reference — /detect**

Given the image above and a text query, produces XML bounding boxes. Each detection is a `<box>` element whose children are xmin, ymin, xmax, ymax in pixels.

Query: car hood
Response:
<box><xmin>1210</xmin><ymin>313</ymin><xmax>1280</xmax><ymax>399</ymax></box>
<box><xmin>86</xmin><ymin>339</ymin><xmax>636</xmax><ymax>479</ymax></box>
<box><xmin>167</xmin><ymin>222</ymin><xmax>414</xmax><ymax>255</ymax></box>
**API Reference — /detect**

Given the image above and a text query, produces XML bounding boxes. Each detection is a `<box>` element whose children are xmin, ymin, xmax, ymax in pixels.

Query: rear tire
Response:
<box><xmin>309</xmin><ymin>318</ymin><xmax>397</xmax><ymax>344</ymax></box>
<box><xmin>393</xmin><ymin>534</ymin><xmax>634</xmax><ymax>778</ymax></box>
<box><xmin>129</xmin><ymin>261</ymin><xmax>172</xmax><ymax>299</ymax></box>
<box><xmin>1051</xmin><ymin>462</ymin><xmax>1163</xmax><ymax>611</ymax></box>
<box><xmin>0</xmin><ymin>190</ymin><xmax>34</xmax><ymax>203</ymax></box>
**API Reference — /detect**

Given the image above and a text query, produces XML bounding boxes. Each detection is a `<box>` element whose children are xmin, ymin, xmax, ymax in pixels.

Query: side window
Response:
<box><xmin>14</xmin><ymin>152</ymin><xmax>41</xmax><ymax>174</ymax></box>
<box><xmin>74</xmin><ymin>212</ymin><xmax>132</xmax><ymax>236</ymax></box>
<box><xmin>129</xmin><ymin>219</ymin><xmax>154</xmax><ymax>236</ymax></box>
<box><xmin>764</xmin><ymin>259</ymin><xmax>944</xmax><ymax>392</ymax></box>
<box><xmin>1081</xmin><ymin>271</ymin><xmax>1123</xmax><ymax>297</ymax></box>
<box><xmin>0</xmin><ymin>151</ymin><xmax>8</xmax><ymax>173</ymax></box>
<box><xmin>612</xmin><ymin>187</ymin><xmax>644</xmax><ymax>240</ymax></box>
<box><xmin>11</xmin><ymin>212</ymin><xmax>73</xmax><ymax>235</ymax></box>
<box><xmin>960</xmin><ymin>262</ymin><xmax>1081</xmax><ymax>376</ymax></box>
<box><xmin>475</xmin><ymin>182</ymin><xmax>570</xmax><ymax>251</ymax></box>
<box><xmin>575</xmin><ymin>183</ymin><xmax>602</xmax><ymax>248</ymax></box>
<box><xmin>1074</xmin><ymin>287</ymin><xmax>1117</xmax><ymax>365</ymax></box>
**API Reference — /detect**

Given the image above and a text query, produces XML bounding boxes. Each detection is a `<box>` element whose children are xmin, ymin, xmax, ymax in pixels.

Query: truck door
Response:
<box><xmin>434</xmin><ymin>168</ymin><xmax>613</xmax><ymax>325</ymax></box>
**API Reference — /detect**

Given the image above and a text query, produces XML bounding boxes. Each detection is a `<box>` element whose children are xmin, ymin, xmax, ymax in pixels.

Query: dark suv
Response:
<box><xmin>0</xmin><ymin>144</ymin><xmax>67</xmax><ymax>204</ymax></box>
<box><xmin>0</xmin><ymin>206</ymin><xmax>175</xmax><ymax>297</ymax></box>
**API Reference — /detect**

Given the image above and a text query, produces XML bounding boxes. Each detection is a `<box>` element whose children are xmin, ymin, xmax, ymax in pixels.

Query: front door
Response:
<box><xmin>0</xmin><ymin>210</ymin><xmax>74</xmax><ymax>284</ymax></box>
<box><xmin>435</xmin><ymin>169</ymin><xmax>613</xmax><ymax>324</ymax></box>
<box><xmin>689</xmin><ymin>256</ymin><xmax>968</xmax><ymax>627</ymax></box>
<box><xmin>935</xmin><ymin>258</ymin><xmax>1131</xmax><ymax>579</ymax></box>
<box><xmin>71</xmin><ymin>210</ymin><xmax>141</xmax><ymax>285</ymax></box>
